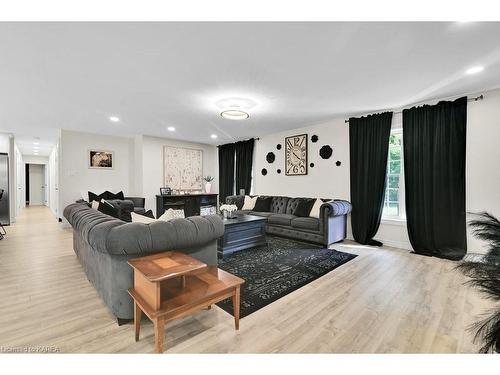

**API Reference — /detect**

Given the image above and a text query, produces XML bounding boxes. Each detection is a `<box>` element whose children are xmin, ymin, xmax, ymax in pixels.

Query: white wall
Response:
<box><xmin>140</xmin><ymin>135</ymin><xmax>218</xmax><ymax>216</ymax></box>
<box><xmin>58</xmin><ymin>131</ymin><xmax>218</xmax><ymax>219</ymax></box>
<box><xmin>59</xmin><ymin>129</ymin><xmax>133</xmax><ymax>218</ymax></box>
<box><xmin>254</xmin><ymin>118</ymin><xmax>350</xmax><ymax>200</ymax></box>
<box><xmin>253</xmin><ymin>88</ymin><xmax>500</xmax><ymax>253</ymax></box>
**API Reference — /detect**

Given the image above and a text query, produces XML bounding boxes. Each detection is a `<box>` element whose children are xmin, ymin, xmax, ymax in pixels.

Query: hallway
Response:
<box><xmin>0</xmin><ymin>206</ymin><xmax>492</xmax><ymax>353</ymax></box>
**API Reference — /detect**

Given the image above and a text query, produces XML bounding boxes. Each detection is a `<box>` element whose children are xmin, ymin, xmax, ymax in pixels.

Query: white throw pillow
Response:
<box><xmin>158</xmin><ymin>208</ymin><xmax>185</xmax><ymax>221</ymax></box>
<box><xmin>91</xmin><ymin>200</ymin><xmax>99</xmax><ymax>210</ymax></box>
<box><xmin>241</xmin><ymin>195</ymin><xmax>258</xmax><ymax>210</ymax></box>
<box><xmin>309</xmin><ymin>199</ymin><xmax>331</xmax><ymax>218</ymax></box>
<box><xmin>131</xmin><ymin>212</ymin><xmax>157</xmax><ymax>224</ymax></box>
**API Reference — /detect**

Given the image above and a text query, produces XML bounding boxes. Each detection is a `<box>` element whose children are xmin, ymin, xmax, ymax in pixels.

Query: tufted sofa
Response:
<box><xmin>226</xmin><ymin>195</ymin><xmax>352</xmax><ymax>246</ymax></box>
<box><xmin>63</xmin><ymin>202</ymin><xmax>224</xmax><ymax>323</ymax></box>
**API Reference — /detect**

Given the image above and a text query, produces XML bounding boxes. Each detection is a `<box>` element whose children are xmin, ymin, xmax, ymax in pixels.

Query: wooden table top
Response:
<box><xmin>128</xmin><ymin>266</ymin><xmax>244</xmax><ymax>320</ymax></box>
<box><xmin>128</xmin><ymin>251</ymin><xmax>207</xmax><ymax>282</ymax></box>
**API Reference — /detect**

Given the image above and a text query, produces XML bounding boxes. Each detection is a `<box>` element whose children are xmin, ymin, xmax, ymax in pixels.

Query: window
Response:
<box><xmin>382</xmin><ymin>129</ymin><xmax>405</xmax><ymax>220</ymax></box>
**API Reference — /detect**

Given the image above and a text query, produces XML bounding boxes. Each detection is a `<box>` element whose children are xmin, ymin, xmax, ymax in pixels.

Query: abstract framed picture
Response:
<box><xmin>163</xmin><ymin>146</ymin><xmax>203</xmax><ymax>190</ymax></box>
<box><xmin>285</xmin><ymin>133</ymin><xmax>308</xmax><ymax>176</ymax></box>
<box><xmin>88</xmin><ymin>150</ymin><xmax>114</xmax><ymax>169</ymax></box>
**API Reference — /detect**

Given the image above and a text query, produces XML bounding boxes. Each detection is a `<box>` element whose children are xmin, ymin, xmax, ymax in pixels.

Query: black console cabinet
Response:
<box><xmin>156</xmin><ymin>193</ymin><xmax>218</xmax><ymax>218</ymax></box>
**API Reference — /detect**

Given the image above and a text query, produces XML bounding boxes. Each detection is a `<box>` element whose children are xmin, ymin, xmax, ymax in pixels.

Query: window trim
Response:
<box><xmin>382</xmin><ymin>128</ymin><xmax>406</xmax><ymax>221</ymax></box>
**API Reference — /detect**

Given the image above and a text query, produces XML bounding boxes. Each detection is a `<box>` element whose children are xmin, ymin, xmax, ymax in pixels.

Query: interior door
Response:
<box><xmin>29</xmin><ymin>164</ymin><xmax>45</xmax><ymax>206</ymax></box>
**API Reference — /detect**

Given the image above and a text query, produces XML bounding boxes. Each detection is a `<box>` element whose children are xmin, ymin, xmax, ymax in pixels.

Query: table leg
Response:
<box><xmin>134</xmin><ymin>301</ymin><xmax>142</xmax><ymax>342</ymax></box>
<box><xmin>154</xmin><ymin>318</ymin><xmax>165</xmax><ymax>353</ymax></box>
<box><xmin>232</xmin><ymin>285</ymin><xmax>240</xmax><ymax>330</ymax></box>
<box><xmin>180</xmin><ymin>275</ymin><xmax>186</xmax><ymax>288</ymax></box>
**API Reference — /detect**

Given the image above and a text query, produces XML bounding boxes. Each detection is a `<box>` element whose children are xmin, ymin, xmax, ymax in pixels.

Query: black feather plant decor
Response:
<box><xmin>456</xmin><ymin>212</ymin><xmax>500</xmax><ymax>353</ymax></box>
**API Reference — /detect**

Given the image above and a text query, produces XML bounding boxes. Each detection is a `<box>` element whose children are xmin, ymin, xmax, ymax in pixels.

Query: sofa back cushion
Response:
<box><xmin>286</xmin><ymin>198</ymin><xmax>304</xmax><ymax>215</ymax></box>
<box><xmin>253</xmin><ymin>196</ymin><xmax>273</xmax><ymax>212</ymax></box>
<box><xmin>271</xmin><ymin>196</ymin><xmax>289</xmax><ymax>214</ymax></box>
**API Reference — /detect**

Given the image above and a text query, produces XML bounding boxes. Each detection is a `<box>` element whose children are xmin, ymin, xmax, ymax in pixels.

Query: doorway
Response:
<box><xmin>26</xmin><ymin>164</ymin><xmax>47</xmax><ymax>206</ymax></box>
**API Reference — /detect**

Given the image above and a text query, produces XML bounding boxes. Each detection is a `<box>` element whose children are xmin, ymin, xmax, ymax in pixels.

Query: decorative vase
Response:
<box><xmin>205</xmin><ymin>182</ymin><xmax>211</xmax><ymax>193</ymax></box>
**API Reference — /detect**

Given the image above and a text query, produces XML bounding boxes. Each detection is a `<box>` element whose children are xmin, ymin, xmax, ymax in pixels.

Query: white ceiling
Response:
<box><xmin>1</xmin><ymin>22</ymin><xmax>500</xmax><ymax>156</ymax></box>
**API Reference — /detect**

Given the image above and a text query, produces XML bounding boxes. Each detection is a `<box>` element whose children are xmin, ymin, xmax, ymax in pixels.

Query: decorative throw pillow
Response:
<box><xmin>140</xmin><ymin>209</ymin><xmax>155</xmax><ymax>219</ymax></box>
<box><xmin>97</xmin><ymin>200</ymin><xmax>119</xmax><ymax>218</ymax></box>
<box><xmin>293</xmin><ymin>198</ymin><xmax>316</xmax><ymax>217</ymax></box>
<box><xmin>158</xmin><ymin>208</ymin><xmax>185</xmax><ymax>221</ymax></box>
<box><xmin>241</xmin><ymin>195</ymin><xmax>258</xmax><ymax>210</ymax></box>
<box><xmin>131</xmin><ymin>212</ymin><xmax>156</xmax><ymax>224</ymax></box>
<box><xmin>309</xmin><ymin>199</ymin><xmax>331</xmax><ymax>219</ymax></box>
<box><xmin>253</xmin><ymin>196</ymin><xmax>273</xmax><ymax>212</ymax></box>
<box><xmin>89</xmin><ymin>190</ymin><xmax>125</xmax><ymax>202</ymax></box>
<box><xmin>91</xmin><ymin>200</ymin><xmax>100</xmax><ymax>210</ymax></box>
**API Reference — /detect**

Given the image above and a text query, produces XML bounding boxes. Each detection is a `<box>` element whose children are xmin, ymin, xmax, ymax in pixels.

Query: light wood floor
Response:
<box><xmin>0</xmin><ymin>206</ymin><xmax>492</xmax><ymax>353</ymax></box>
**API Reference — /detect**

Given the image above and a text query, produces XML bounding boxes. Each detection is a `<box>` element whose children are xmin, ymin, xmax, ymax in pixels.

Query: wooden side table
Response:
<box><xmin>127</xmin><ymin>251</ymin><xmax>244</xmax><ymax>353</ymax></box>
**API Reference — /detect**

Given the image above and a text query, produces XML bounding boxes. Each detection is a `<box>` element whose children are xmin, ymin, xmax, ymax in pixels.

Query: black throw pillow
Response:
<box><xmin>293</xmin><ymin>199</ymin><xmax>316</xmax><ymax>217</ymax></box>
<box><xmin>138</xmin><ymin>209</ymin><xmax>155</xmax><ymax>219</ymax></box>
<box><xmin>253</xmin><ymin>196</ymin><xmax>273</xmax><ymax>212</ymax></box>
<box><xmin>114</xmin><ymin>191</ymin><xmax>125</xmax><ymax>200</ymax></box>
<box><xmin>89</xmin><ymin>190</ymin><xmax>125</xmax><ymax>202</ymax></box>
<box><xmin>97</xmin><ymin>200</ymin><xmax>119</xmax><ymax>218</ymax></box>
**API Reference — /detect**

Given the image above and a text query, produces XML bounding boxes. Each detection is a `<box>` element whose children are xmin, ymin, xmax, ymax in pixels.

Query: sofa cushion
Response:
<box><xmin>291</xmin><ymin>217</ymin><xmax>320</xmax><ymax>231</ymax></box>
<box><xmin>268</xmin><ymin>213</ymin><xmax>296</xmax><ymax>226</ymax></box>
<box><xmin>271</xmin><ymin>196</ymin><xmax>289</xmax><ymax>214</ymax></box>
<box><xmin>292</xmin><ymin>198</ymin><xmax>315</xmax><ymax>217</ymax></box>
<box><xmin>285</xmin><ymin>198</ymin><xmax>302</xmax><ymax>215</ymax></box>
<box><xmin>249</xmin><ymin>211</ymin><xmax>273</xmax><ymax>217</ymax></box>
<box><xmin>253</xmin><ymin>196</ymin><xmax>273</xmax><ymax>212</ymax></box>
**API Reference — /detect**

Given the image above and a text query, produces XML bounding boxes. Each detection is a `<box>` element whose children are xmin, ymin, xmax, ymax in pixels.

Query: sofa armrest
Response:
<box><xmin>321</xmin><ymin>200</ymin><xmax>352</xmax><ymax>217</ymax></box>
<box><xmin>124</xmin><ymin>197</ymin><xmax>146</xmax><ymax>208</ymax></box>
<box><xmin>226</xmin><ymin>195</ymin><xmax>245</xmax><ymax>210</ymax></box>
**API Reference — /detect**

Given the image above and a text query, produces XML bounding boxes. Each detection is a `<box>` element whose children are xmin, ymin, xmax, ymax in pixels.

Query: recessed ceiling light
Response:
<box><xmin>220</xmin><ymin>110</ymin><xmax>249</xmax><ymax>120</ymax></box>
<box><xmin>466</xmin><ymin>66</ymin><xmax>484</xmax><ymax>75</ymax></box>
<box><xmin>167</xmin><ymin>126</ymin><xmax>176</xmax><ymax>132</ymax></box>
<box><xmin>33</xmin><ymin>142</ymin><xmax>39</xmax><ymax>145</ymax></box>
<box><xmin>109</xmin><ymin>116</ymin><xmax>120</xmax><ymax>123</ymax></box>
<box><xmin>210</xmin><ymin>134</ymin><xmax>218</xmax><ymax>139</ymax></box>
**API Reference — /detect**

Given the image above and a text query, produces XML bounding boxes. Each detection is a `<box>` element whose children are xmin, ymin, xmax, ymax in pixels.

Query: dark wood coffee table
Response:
<box><xmin>128</xmin><ymin>251</ymin><xmax>244</xmax><ymax>353</ymax></box>
<box><xmin>217</xmin><ymin>214</ymin><xmax>268</xmax><ymax>257</ymax></box>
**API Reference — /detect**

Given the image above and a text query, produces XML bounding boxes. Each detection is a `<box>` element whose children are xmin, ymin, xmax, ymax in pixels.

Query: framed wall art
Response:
<box><xmin>163</xmin><ymin>146</ymin><xmax>203</xmax><ymax>190</ymax></box>
<box><xmin>88</xmin><ymin>150</ymin><xmax>114</xmax><ymax>169</ymax></box>
<box><xmin>285</xmin><ymin>134</ymin><xmax>308</xmax><ymax>176</ymax></box>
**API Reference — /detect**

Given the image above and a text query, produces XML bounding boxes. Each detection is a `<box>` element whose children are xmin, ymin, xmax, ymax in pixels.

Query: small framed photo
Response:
<box><xmin>160</xmin><ymin>187</ymin><xmax>172</xmax><ymax>196</ymax></box>
<box><xmin>89</xmin><ymin>150</ymin><xmax>114</xmax><ymax>169</ymax></box>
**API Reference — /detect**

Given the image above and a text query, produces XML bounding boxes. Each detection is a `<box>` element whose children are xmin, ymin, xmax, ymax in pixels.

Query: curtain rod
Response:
<box><xmin>217</xmin><ymin>137</ymin><xmax>259</xmax><ymax>147</ymax></box>
<box><xmin>344</xmin><ymin>94</ymin><xmax>484</xmax><ymax>124</ymax></box>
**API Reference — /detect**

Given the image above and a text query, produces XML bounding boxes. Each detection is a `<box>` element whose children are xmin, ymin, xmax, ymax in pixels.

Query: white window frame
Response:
<box><xmin>382</xmin><ymin>128</ymin><xmax>406</xmax><ymax>222</ymax></box>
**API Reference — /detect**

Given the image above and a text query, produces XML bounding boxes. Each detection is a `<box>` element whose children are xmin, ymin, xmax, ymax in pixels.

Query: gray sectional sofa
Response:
<box><xmin>226</xmin><ymin>195</ymin><xmax>352</xmax><ymax>246</ymax></box>
<box><xmin>64</xmin><ymin>203</ymin><xmax>224</xmax><ymax>323</ymax></box>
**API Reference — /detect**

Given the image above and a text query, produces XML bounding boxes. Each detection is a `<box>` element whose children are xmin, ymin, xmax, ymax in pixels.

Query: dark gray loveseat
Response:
<box><xmin>226</xmin><ymin>195</ymin><xmax>352</xmax><ymax>246</ymax></box>
<box><xmin>64</xmin><ymin>203</ymin><xmax>224</xmax><ymax>323</ymax></box>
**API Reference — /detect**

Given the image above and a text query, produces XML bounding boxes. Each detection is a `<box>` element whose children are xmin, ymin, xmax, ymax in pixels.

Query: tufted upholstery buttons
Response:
<box><xmin>271</xmin><ymin>196</ymin><xmax>289</xmax><ymax>214</ymax></box>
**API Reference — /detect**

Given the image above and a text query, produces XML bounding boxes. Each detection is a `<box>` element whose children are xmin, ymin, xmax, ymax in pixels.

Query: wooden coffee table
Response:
<box><xmin>127</xmin><ymin>251</ymin><xmax>244</xmax><ymax>353</ymax></box>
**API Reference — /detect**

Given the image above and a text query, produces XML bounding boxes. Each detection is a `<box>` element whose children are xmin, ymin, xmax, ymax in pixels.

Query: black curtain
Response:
<box><xmin>235</xmin><ymin>138</ymin><xmax>255</xmax><ymax>195</ymax></box>
<box><xmin>403</xmin><ymin>97</ymin><xmax>467</xmax><ymax>260</ymax></box>
<box><xmin>218</xmin><ymin>143</ymin><xmax>235</xmax><ymax>202</ymax></box>
<box><xmin>349</xmin><ymin>112</ymin><xmax>393</xmax><ymax>246</ymax></box>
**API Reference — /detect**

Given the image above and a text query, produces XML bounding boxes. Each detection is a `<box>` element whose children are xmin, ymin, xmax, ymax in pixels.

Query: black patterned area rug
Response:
<box><xmin>216</xmin><ymin>235</ymin><xmax>357</xmax><ymax>318</ymax></box>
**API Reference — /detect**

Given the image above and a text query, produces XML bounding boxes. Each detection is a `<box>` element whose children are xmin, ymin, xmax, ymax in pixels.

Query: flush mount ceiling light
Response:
<box><xmin>466</xmin><ymin>66</ymin><xmax>484</xmax><ymax>75</ymax></box>
<box><xmin>220</xmin><ymin>109</ymin><xmax>249</xmax><ymax>120</ymax></box>
<box><xmin>167</xmin><ymin>126</ymin><xmax>176</xmax><ymax>132</ymax></box>
<box><xmin>109</xmin><ymin>116</ymin><xmax>120</xmax><ymax>123</ymax></box>
<box><xmin>210</xmin><ymin>134</ymin><xmax>218</xmax><ymax>139</ymax></box>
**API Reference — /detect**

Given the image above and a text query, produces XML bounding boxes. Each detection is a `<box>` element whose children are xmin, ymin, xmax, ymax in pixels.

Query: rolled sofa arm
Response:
<box><xmin>226</xmin><ymin>195</ymin><xmax>245</xmax><ymax>209</ymax></box>
<box><xmin>321</xmin><ymin>200</ymin><xmax>352</xmax><ymax>217</ymax></box>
